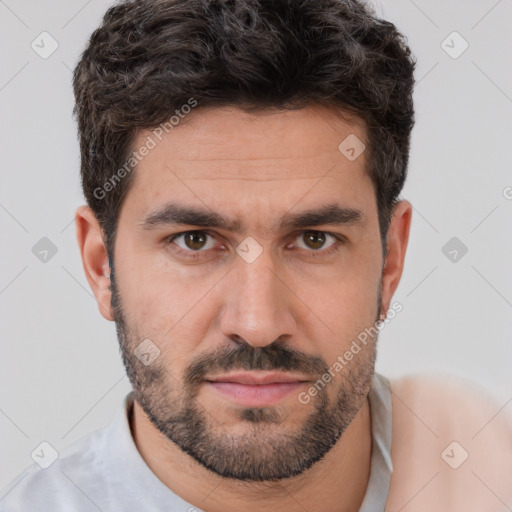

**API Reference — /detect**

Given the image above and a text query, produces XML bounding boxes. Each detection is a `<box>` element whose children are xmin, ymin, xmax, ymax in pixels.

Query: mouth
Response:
<box><xmin>204</xmin><ymin>371</ymin><xmax>311</xmax><ymax>407</ymax></box>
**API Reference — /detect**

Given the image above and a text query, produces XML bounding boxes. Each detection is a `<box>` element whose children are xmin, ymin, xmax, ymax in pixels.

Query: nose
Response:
<box><xmin>219</xmin><ymin>246</ymin><xmax>297</xmax><ymax>348</ymax></box>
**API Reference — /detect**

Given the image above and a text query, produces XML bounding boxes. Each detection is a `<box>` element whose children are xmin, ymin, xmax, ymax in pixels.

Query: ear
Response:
<box><xmin>380</xmin><ymin>200</ymin><xmax>412</xmax><ymax>314</ymax></box>
<box><xmin>75</xmin><ymin>205</ymin><xmax>114</xmax><ymax>321</ymax></box>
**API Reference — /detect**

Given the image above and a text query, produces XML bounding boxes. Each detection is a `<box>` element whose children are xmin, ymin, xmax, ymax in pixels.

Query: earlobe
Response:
<box><xmin>380</xmin><ymin>200</ymin><xmax>412</xmax><ymax>314</ymax></box>
<box><xmin>75</xmin><ymin>205</ymin><xmax>115</xmax><ymax>321</ymax></box>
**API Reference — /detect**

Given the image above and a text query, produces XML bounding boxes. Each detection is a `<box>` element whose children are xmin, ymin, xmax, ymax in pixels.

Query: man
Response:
<box><xmin>2</xmin><ymin>0</ymin><xmax>511</xmax><ymax>510</ymax></box>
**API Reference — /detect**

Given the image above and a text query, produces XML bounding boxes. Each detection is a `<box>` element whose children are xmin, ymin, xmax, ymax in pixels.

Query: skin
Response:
<box><xmin>76</xmin><ymin>104</ymin><xmax>412</xmax><ymax>512</ymax></box>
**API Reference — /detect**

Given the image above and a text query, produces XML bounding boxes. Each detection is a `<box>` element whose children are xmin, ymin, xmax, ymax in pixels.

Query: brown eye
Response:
<box><xmin>171</xmin><ymin>231</ymin><xmax>215</xmax><ymax>252</ymax></box>
<box><xmin>302</xmin><ymin>231</ymin><xmax>327</xmax><ymax>250</ymax></box>
<box><xmin>294</xmin><ymin>231</ymin><xmax>342</xmax><ymax>259</ymax></box>
<box><xmin>183</xmin><ymin>231</ymin><xmax>208</xmax><ymax>250</ymax></box>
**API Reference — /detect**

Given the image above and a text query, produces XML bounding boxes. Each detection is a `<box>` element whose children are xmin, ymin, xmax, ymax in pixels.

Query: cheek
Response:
<box><xmin>307</xmin><ymin>244</ymin><xmax>380</xmax><ymax>313</ymax></box>
<box><xmin>300</xmin><ymin>284</ymin><xmax>378</xmax><ymax>365</ymax></box>
<box><xmin>301</xmin><ymin>260</ymin><xmax>381</xmax><ymax>362</ymax></box>
<box><xmin>113</xmin><ymin>248</ymin><xmax>216</xmax><ymax>365</ymax></box>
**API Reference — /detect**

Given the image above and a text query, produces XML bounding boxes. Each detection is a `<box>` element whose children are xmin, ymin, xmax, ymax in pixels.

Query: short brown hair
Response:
<box><xmin>72</xmin><ymin>0</ymin><xmax>416</xmax><ymax>261</ymax></box>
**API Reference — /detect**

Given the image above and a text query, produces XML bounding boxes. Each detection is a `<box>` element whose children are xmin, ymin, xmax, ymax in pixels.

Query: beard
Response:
<box><xmin>110</xmin><ymin>266</ymin><xmax>380</xmax><ymax>482</ymax></box>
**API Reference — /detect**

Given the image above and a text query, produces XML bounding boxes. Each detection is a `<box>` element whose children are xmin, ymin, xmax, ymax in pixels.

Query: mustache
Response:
<box><xmin>184</xmin><ymin>341</ymin><xmax>329</xmax><ymax>388</ymax></box>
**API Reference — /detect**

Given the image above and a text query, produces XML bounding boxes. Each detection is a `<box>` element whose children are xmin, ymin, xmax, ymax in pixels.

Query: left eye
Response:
<box><xmin>295</xmin><ymin>231</ymin><xmax>337</xmax><ymax>251</ymax></box>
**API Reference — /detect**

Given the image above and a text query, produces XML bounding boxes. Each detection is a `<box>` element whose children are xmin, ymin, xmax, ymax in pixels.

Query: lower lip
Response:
<box><xmin>206</xmin><ymin>381</ymin><xmax>305</xmax><ymax>407</ymax></box>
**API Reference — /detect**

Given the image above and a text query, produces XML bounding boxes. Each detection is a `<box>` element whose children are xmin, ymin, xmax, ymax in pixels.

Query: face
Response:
<box><xmin>106</xmin><ymin>105</ymin><xmax>390</xmax><ymax>481</ymax></box>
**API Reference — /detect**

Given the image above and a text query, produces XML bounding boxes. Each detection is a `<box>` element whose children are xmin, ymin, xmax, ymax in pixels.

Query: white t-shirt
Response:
<box><xmin>0</xmin><ymin>373</ymin><xmax>393</xmax><ymax>511</ymax></box>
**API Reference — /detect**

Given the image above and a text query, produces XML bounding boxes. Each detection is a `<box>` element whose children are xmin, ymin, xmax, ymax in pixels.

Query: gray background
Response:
<box><xmin>1</xmin><ymin>0</ymin><xmax>511</xmax><ymax>490</ymax></box>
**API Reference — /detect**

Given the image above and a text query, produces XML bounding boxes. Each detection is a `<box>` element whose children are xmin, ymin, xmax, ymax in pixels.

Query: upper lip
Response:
<box><xmin>205</xmin><ymin>371</ymin><xmax>311</xmax><ymax>385</ymax></box>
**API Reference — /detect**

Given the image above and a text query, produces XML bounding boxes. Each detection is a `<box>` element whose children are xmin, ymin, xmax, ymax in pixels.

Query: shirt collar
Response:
<box><xmin>358</xmin><ymin>372</ymin><xmax>393</xmax><ymax>511</ymax></box>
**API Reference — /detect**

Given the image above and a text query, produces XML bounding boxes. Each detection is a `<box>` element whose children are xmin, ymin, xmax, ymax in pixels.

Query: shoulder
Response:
<box><xmin>385</xmin><ymin>373</ymin><xmax>512</xmax><ymax>511</ymax></box>
<box><xmin>0</xmin><ymin>429</ymin><xmax>106</xmax><ymax>512</ymax></box>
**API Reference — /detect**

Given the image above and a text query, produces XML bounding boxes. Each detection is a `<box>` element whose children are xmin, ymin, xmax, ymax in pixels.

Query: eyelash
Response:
<box><xmin>165</xmin><ymin>230</ymin><xmax>345</xmax><ymax>261</ymax></box>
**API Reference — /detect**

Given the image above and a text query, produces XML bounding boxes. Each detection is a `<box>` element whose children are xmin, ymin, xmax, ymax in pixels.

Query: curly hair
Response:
<box><xmin>72</xmin><ymin>0</ymin><xmax>416</xmax><ymax>261</ymax></box>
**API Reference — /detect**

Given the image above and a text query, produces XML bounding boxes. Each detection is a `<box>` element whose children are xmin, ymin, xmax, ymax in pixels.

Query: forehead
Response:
<box><xmin>120</xmin><ymin>105</ymin><xmax>375</xmax><ymax>226</ymax></box>
<box><xmin>138</xmin><ymin>104</ymin><xmax>365</xmax><ymax>165</ymax></box>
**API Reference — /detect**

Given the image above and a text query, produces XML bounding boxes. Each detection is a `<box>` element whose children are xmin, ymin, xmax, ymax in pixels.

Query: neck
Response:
<box><xmin>130</xmin><ymin>396</ymin><xmax>372</xmax><ymax>512</ymax></box>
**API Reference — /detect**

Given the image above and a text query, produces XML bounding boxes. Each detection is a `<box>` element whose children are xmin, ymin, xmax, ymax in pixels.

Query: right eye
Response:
<box><xmin>166</xmin><ymin>230</ymin><xmax>221</xmax><ymax>260</ymax></box>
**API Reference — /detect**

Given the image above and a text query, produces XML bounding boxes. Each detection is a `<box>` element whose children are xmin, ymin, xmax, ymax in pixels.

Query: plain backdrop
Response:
<box><xmin>1</xmin><ymin>0</ymin><xmax>511</xmax><ymax>490</ymax></box>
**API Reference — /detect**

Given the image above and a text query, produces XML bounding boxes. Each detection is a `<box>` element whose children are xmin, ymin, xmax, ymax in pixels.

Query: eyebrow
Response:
<box><xmin>138</xmin><ymin>202</ymin><xmax>367</xmax><ymax>234</ymax></box>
